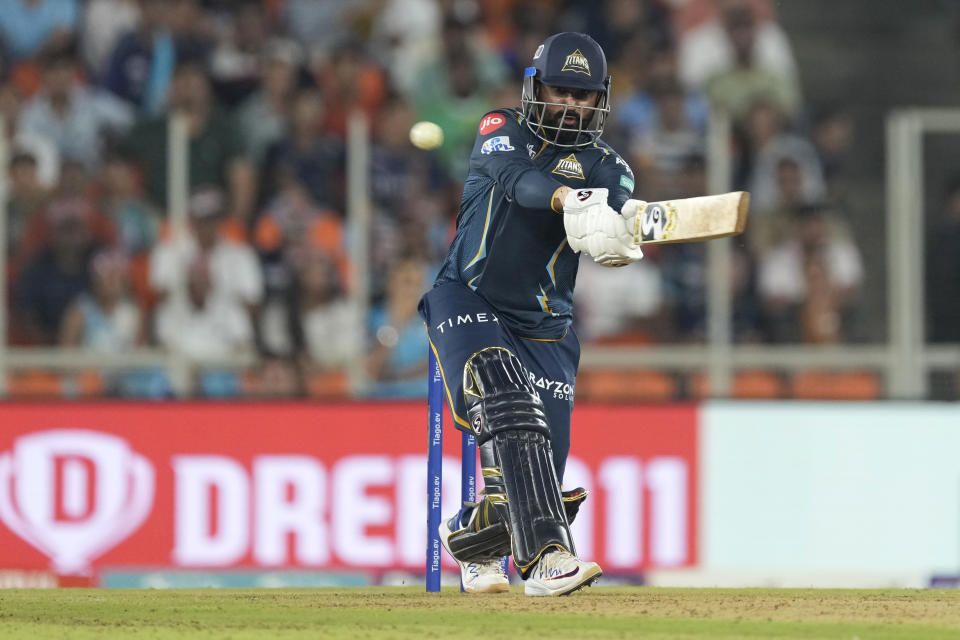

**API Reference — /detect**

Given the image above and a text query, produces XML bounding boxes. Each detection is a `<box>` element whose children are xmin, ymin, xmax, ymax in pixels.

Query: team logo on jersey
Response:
<box><xmin>478</xmin><ymin>114</ymin><xmax>505</xmax><ymax>135</ymax></box>
<box><xmin>551</xmin><ymin>154</ymin><xmax>585</xmax><ymax>180</ymax></box>
<box><xmin>638</xmin><ymin>202</ymin><xmax>677</xmax><ymax>242</ymax></box>
<box><xmin>481</xmin><ymin>136</ymin><xmax>515</xmax><ymax>155</ymax></box>
<box><xmin>561</xmin><ymin>49</ymin><xmax>591</xmax><ymax>76</ymax></box>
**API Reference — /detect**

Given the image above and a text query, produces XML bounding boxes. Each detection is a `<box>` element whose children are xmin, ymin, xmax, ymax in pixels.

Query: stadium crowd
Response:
<box><xmin>1</xmin><ymin>0</ymin><xmax>870</xmax><ymax>399</ymax></box>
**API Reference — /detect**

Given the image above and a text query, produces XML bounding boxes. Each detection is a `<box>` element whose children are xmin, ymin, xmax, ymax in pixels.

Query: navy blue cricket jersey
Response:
<box><xmin>434</xmin><ymin>108</ymin><xmax>636</xmax><ymax>340</ymax></box>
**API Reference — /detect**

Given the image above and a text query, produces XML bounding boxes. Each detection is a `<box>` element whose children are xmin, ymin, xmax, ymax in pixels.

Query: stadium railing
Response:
<box><xmin>1</xmin><ymin>109</ymin><xmax>959</xmax><ymax>400</ymax></box>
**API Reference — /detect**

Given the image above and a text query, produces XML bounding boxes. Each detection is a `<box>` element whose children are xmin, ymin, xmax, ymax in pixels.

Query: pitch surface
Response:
<box><xmin>2</xmin><ymin>587</ymin><xmax>959</xmax><ymax>638</ymax></box>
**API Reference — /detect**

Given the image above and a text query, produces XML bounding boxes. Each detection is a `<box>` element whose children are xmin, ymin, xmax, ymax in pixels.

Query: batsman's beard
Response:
<box><xmin>540</xmin><ymin>106</ymin><xmax>585</xmax><ymax>146</ymax></box>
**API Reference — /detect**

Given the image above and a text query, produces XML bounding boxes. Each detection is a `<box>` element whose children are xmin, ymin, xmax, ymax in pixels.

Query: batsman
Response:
<box><xmin>420</xmin><ymin>32</ymin><xmax>651</xmax><ymax>596</ymax></box>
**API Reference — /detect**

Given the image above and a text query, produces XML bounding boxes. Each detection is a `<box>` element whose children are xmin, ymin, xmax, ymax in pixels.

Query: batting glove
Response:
<box><xmin>563</xmin><ymin>188</ymin><xmax>643</xmax><ymax>267</ymax></box>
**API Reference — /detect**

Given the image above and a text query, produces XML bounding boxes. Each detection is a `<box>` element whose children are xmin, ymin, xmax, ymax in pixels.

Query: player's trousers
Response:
<box><xmin>418</xmin><ymin>281</ymin><xmax>580</xmax><ymax>481</ymax></box>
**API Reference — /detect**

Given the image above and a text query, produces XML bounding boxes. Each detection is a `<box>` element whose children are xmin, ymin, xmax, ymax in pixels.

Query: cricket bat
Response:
<box><xmin>628</xmin><ymin>191</ymin><xmax>749</xmax><ymax>245</ymax></box>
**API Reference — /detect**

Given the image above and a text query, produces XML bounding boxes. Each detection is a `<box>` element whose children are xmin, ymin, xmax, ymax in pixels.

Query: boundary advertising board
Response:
<box><xmin>0</xmin><ymin>403</ymin><xmax>698</xmax><ymax>582</ymax></box>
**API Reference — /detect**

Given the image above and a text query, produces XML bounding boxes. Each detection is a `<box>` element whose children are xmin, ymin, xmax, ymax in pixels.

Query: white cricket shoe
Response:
<box><xmin>439</xmin><ymin>512</ymin><xmax>511</xmax><ymax>593</ymax></box>
<box><xmin>524</xmin><ymin>549</ymin><xmax>602</xmax><ymax>597</ymax></box>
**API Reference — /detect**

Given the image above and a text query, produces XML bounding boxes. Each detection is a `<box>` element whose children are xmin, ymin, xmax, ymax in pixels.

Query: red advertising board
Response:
<box><xmin>0</xmin><ymin>403</ymin><xmax>697</xmax><ymax>577</ymax></box>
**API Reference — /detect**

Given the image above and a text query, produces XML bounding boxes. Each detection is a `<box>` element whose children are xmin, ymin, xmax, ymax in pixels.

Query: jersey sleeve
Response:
<box><xmin>469</xmin><ymin>110</ymin><xmax>565</xmax><ymax>211</ymax></box>
<box><xmin>589</xmin><ymin>148</ymin><xmax>636</xmax><ymax>213</ymax></box>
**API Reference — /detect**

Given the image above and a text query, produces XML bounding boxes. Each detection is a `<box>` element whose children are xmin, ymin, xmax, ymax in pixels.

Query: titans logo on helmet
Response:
<box><xmin>561</xmin><ymin>49</ymin><xmax>591</xmax><ymax>76</ymax></box>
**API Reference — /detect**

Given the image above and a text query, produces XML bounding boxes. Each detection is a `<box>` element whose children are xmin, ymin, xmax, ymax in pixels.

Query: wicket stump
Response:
<box><xmin>427</xmin><ymin>348</ymin><xmax>507</xmax><ymax>592</ymax></box>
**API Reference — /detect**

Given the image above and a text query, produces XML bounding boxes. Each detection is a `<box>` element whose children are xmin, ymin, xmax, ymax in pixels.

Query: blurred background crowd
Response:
<box><xmin>1</xmin><ymin>0</ymin><xmax>958</xmax><ymax>400</ymax></box>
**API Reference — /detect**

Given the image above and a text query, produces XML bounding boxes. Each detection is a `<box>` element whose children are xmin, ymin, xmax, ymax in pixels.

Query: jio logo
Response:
<box><xmin>479</xmin><ymin>114</ymin><xmax>505</xmax><ymax>135</ymax></box>
<box><xmin>0</xmin><ymin>430</ymin><xmax>154</xmax><ymax>574</ymax></box>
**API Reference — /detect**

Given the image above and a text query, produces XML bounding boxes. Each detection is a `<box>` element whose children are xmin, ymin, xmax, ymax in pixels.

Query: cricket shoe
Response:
<box><xmin>524</xmin><ymin>549</ymin><xmax>602</xmax><ymax>597</ymax></box>
<box><xmin>439</xmin><ymin>512</ymin><xmax>510</xmax><ymax>593</ymax></box>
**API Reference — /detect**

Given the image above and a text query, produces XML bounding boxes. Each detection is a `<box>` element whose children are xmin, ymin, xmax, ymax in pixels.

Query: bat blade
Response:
<box><xmin>633</xmin><ymin>191</ymin><xmax>749</xmax><ymax>245</ymax></box>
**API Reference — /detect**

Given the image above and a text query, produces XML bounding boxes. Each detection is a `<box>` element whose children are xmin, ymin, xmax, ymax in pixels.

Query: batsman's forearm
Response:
<box><xmin>491</xmin><ymin>161</ymin><xmax>566</xmax><ymax>211</ymax></box>
<box><xmin>552</xmin><ymin>186</ymin><xmax>572</xmax><ymax>213</ymax></box>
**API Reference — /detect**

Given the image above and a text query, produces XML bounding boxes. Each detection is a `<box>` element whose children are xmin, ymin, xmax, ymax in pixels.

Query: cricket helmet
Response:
<box><xmin>521</xmin><ymin>32</ymin><xmax>611</xmax><ymax>148</ymax></box>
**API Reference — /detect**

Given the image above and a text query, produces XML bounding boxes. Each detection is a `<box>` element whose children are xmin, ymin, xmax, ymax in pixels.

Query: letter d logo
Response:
<box><xmin>0</xmin><ymin>430</ymin><xmax>155</xmax><ymax>574</ymax></box>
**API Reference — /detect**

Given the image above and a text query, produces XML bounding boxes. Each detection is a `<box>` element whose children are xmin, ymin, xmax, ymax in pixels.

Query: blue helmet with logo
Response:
<box><xmin>521</xmin><ymin>32</ymin><xmax>611</xmax><ymax>148</ymax></box>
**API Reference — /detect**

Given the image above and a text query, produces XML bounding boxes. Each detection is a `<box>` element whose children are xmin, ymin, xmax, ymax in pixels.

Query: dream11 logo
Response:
<box><xmin>0</xmin><ymin>430</ymin><xmax>154</xmax><ymax>574</ymax></box>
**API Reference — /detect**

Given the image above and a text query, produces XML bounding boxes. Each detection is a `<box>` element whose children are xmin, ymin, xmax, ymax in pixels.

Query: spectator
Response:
<box><xmin>281</xmin><ymin>0</ymin><xmax>360</xmax><ymax>55</ymax></box>
<box><xmin>259</xmin><ymin>86</ymin><xmax>344</xmax><ymax>212</ymax></box>
<box><xmin>406</xmin><ymin>16</ymin><xmax>506</xmax><ymax>178</ymax></box>
<box><xmin>100</xmin><ymin>0</ymin><xmax>176</xmax><ymax>114</ymax></box>
<box><xmin>369</xmin><ymin>188</ymin><xmax>451</xmax><ymax>306</ymax></box>
<box><xmin>367</xmin><ymin>96</ymin><xmax>452</xmax><ymax>288</ymax></box>
<box><xmin>799</xmin><ymin>245</ymin><xmax>844</xmax><ymax>344</ymax></box>
<box><xmin>12</xmin><ymin>197</ymin><xmax>106</xmax><ymax>344</ymax></box>
<box><xmin>0</xmin><ymin>81</ymin><xmax>61</xmax><ymax>189</ymax></box>
<box><xmin>0</xmin><ymin>37</ymin><xmax>11</xmax><ymax>85</ymax></box>
<box><xmin>578</xmin><ymin>0</ymin><xmax>671</xmax><ymax>65</ymax></box>
<box><xmin>59</xmin><ymin>247</ymin><xmax>143</xmax><ymax>351</ymax></box>
<box><xmin>60</xmin><ymin>248</ymin><xmax>172</xmax><ymax>398</ymax></box>
<box><xmin>0</xmin><ymin>0</ymin><xmax>79</xmax><ymax>61</ymax></box>
<box><xmin>758</xmin><ymin>203</ymin><xmax>863</xmax><ymax>343</ymax></box>
<box><xmin>659</xmin><ymin>242</ymin><xmax>708</xmax><ymax>341</ymax></box>
<box><xmin>149</xmin><ymin>185</ymin><xmax>263</xmax><ymax>315</ymax></box>
<box><xmin>369</xmin><ymin>96</ymin><xmax>425</xmax><ymax>214</ymax></box>
<box><xmin>252</xmin><ymin>355</ymin><xmax>304</xmax><ymax>398</ymax></box>
<box><xmin>492</xmin><ymin>9</ymin><xmax>555</xmax><ymax>81</ymax></box>
<box><xmin>313</xmin><ymin>38</ymin><xmax>388</xmax><ymax>140</ymax></box>
<box><xmin>253</xmin><ymin>169</ymin><xmax>346</xmax><ymax>295</ymax></box>
<box><xmin>259</xmin><ymin>249</ymin><xmax>359</xmax><ymax>374</ymax></box>
<box><xmin>928</xmin><ymin>179</ymin><xmax>960</xmax><ymax>343</ymax></box>
<box><xmin>650</xmin><ymin>151</ymin><xmax>761</xmax><ymax>342</ymax></box>
<box><xmin>6</xmin><ymin>152</ymin><xmax>51</xmax><ymax>268</ymax></box>
<box><xmin>365</xmin><ymin>256</ymin><xmax>431</xmax><ymax>398</ymax></box>
<box><xmin>703</xmin><ymin>1</ymin><xmax>801</xmax><ymax>121</ymax></box>
<box><xmin>630</xmin><ymin>80</ymin><xmax>706</xmax><ymax>201</ymax></box>
<box><xmin>677</xmin><ymin>0</ymin><xmax>799</xmax><ymax>95</ymax></box>
<box><xmin>82</xmin><ymin>0</ymin><xmax>141</xmax><ymax>77</ymax></box>
<box><xmin>573</xmin><ymin>253</ymin><xmax>666</xmax><ymax>343</ymax></box>
<box><xmin>97</xmin><ymin>151</ymin><xmax>161</xmax><ymax>314</ymax></box>
<box><xmin>235</xmin><ymin>37</ymin><xmax>304</xmax><ymax>167</ymax></box>
<box><xmin>99</xmin><ymin>152</ymin><xmax>161</xmax><ymax>257</ymax></box>
<box><xmin>154</xmin><ymin>253</ymin><xmax>254</xmax><ymax>395</ymax></box>
<box><xmin>164</xmin><ymin>0</ymin><xmax>214</xmax><ymax>58</ymax></box>
<box><xmin>18</xmin><ymin>162</ymin><xmax>118</xmax><ymax>262</ymax></box>
<box><xmin>615</xmin><ymin>42</ymin><xmax>709</xmax><ymax>150</ymax></box>
<box><xmin>742</xmin><ymin>100</ymin><xmax>825</xmax><ymax>212</ymax></box>
<box><xmin>19</xmin><ymin>49</ymin><xmax>134</xmax><ymax>171</ymax></box>
<box><xmin>120</xmin><ymin>57</ymin><xmax>256</xmax><ymax>223</ymax></box>
<box><xmin>368</xmin><ymin>0</ymin><xmax>441</xmax><ymax>93</ymax></box>
<box><xmin>207</xmin><ymin>0</ymin><xmax>270</xmax><ymax>107</ymax></box>
<box><xmin>747</xmin><ymin>156</ymin><xmax>809</xmax><ymax>256</ymax></box>
<box><xmin>812</xmin><ymin>106</ymin><xmax>855</xmax><ymax>200</ymax></box>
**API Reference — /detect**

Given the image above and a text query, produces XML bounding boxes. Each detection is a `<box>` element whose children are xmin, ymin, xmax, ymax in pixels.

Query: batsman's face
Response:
<box><xmin>539</xmin><ymin>84</ymin><xmax>600</xmax><ymax>130</ymax></box>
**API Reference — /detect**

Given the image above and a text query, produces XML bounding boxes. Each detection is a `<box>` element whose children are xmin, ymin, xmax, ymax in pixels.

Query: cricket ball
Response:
<box><xmin>409</xmin><ymin>121</ymin><xmax>444</xmax><ymax>150</ymax></box>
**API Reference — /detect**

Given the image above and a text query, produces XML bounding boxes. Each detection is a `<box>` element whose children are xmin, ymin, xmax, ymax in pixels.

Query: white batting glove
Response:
<box><xmin>563</xmin><ymin>188</ymin><xmax>643</xmax><ymax>267</ymax></box>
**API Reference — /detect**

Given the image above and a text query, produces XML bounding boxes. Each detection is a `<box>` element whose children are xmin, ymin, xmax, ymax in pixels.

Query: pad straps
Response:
<box><xmin>463</xmin><ymin>347</ymin><xmax>551</xmax><ymax>444</ymax></box>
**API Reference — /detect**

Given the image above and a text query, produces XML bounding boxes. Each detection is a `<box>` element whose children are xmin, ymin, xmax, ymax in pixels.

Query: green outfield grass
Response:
<box><xmin>2</xmin><ymin>587</ymin><xmax>960</xmax><ymax>639</ymax></box>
